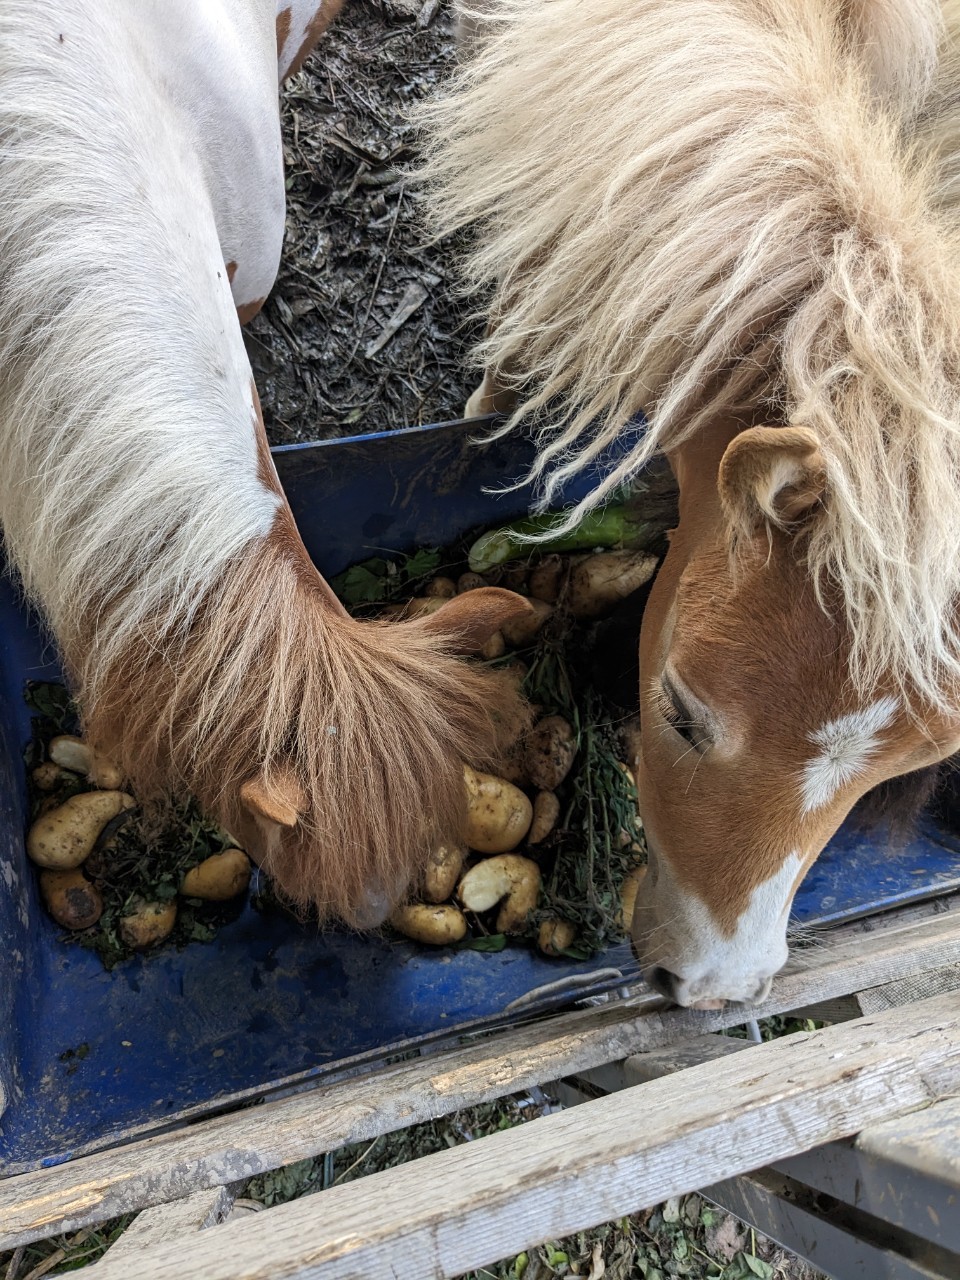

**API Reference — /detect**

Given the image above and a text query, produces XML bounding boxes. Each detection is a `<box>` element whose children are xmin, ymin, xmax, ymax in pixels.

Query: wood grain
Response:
<box><xmin>3</xmin><ymin>906</ymin><xmax>959</xmax><ymax>1249</ymax></box>
<box><xmin>82</xmin><ymin>991</ymin><xmax>960</xmax><ymax>1280</ymax></box>
<box><xmin>86</xmin><ymin>1186</ymin><xmax>233</xmax><ymax>1270</ymax></box>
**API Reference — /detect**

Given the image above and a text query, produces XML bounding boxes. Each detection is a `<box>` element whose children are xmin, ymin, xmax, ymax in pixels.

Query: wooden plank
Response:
<box><xmin>746</xmin><ymin>961</ymin><xmax>960</xmax><ymax>1027</ymax></box>
<box><xmin>2</xmin><ymin>907</ymin><xmax>959</xmax><ymax>1249</ymax></box>
<box><xmin>556</xmin><ymin>1034</ymin><xmax>750</xmax><ymax>1104</ymax></box>
<box><xmin>704</xmin><ymin>1169</ymin><xmax>950</xmax><ymax>1280</ymax></box>
<box><xmin>81</xmin><ymin>991</ymin><xmax>960</xmax><ymax>1280</ymax></box>
<box><xmin>858</xmin><ymin>1096</ymin><xmax>960</xmax><ymax>1189</ymax></box>
<box><xmin>86</xmin><ymin>1186</ymin><xmax>234</xmax><ymax>1270</ymax></box>
<box><xmin>856</xmin><ymin>966</ymin><xmax>960</xmax><ymax>1014</ymax></box>
<box><xmin>622</xmin><ymin>1033</ymin><xmax>750</xmax><ymax>1083</ymax></box>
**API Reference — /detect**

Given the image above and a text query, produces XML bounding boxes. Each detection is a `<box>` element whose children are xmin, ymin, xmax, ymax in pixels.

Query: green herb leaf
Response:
<box><xmin>330</xmin><ymin>561</ymin><xmax>391</xmax><ymax>605</ymax></box>
<box><xmin>462</xmin><ymin>934</ymin><xmax>508</xmax><ymax>952</ymax></box>
<box><xmin>403</xmin><ymin>547</ymin><xmax>441</xmax><ymax>580</ymax></box>
<box><xmin>742</xmin><ymin>1255</ymin><xmax>773</xmax><ymax>1279</ymax></box>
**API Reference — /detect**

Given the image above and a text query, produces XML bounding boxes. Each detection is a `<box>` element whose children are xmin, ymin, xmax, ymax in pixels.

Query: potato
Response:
<box><xmin>620</xmin><ymin>864</ymin><xmax>648</xmax><ymax>931</ymax></box>
<box><xmin>500</xmin><ymin>597</ymin><xmax>553</xmax><ymax>648</ymax></box>
<box><xmin>88</xmin><ymin>756</ymin><xmax>124</xmax><ymax>791</ymax></box>
<box><xmin>48</xmin><ymin>735</ymin><xmax>123</xmax><ymax>789</ymax></box>
<box><xmin>457</xmin><ymin>572</ymin><xmax>487</xmax><ymax>593</ymax></box>
<box><xmin>39</xmin><ymin>868</ymin><xmax>103</xmax><ymax>930</ymax></box>
<box><xmin>48</xmin><ymin>734</ymin><xmax>92</xmax><ymax>774</ymax></box>
<box><xmin>458</xmin><ymin>854</ymin><xmax>541</xmax><ymax>933</ymax></box>
<box><xmin>120</xmin><ymin>898</ymin><xmax>178</xmax><ymax>950</ymax></box>
<box><xmin>27</xmin><ymin>790</ymin><xmax>136</xmax><ymax>869</ymax></box>
<box><xmin>528</xmin><ymin>555</ymin><xmax>567</xmax><ymax>604</ymax></box>
<box><xmin>422</xmin><ymin>844</ymin><xmax>465</xmax><ymax>904</ymax></box>
<box><xmin>538</xmin><ymin>917</ymin><xmax>577</xmax><ymax>957</ymax></box>
<box><xmin>180</xmin><ymin>848</ymin><xmax>251</xmax><ymax>901</ymax></box>
<box><xmin>479</xmin><ymin>630</ymin><xmax>506</xmax><ymax>661</ymax></box>
<box><xmin>528</xmin><ymin>790</ymin><xmax>561</xmax><ymax>845</ymax></box>
<box><xmin>31</xmin><ymin>762</ymin><xmax>64</xmax><ymax>792</ymax></box>
<box><xmin>463</xmin><ymin>766</ymin><xmax>533</xmax><ymax>853</ymax></box>
<box><xmin>522</xmin><ymin>716</ymin><xmax>577</xmax><ymax>791</ymax></box>
<box><xmin>567</xmin><ymin>550</ymin><xmax>659</xmax><ymax>619</ymax></box>
<box><xmin>500</xmin><ymin>563</ymin><xmax>529</xmax><ymax>592</ymax></box>
<box><xmin>424</xmin><ymin>576</ymin><xmax>457</xmax><ymax>599</ymax></box>
<box><xmin>390</xmin><ymin>903</ymin><xmax>468</xmax><ymax>945</ymax></box>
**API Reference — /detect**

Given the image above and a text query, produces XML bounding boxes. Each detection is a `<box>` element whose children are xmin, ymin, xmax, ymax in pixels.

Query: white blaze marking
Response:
<box><xmin>636</xmin><ymin>847</ymin><xmax>803</xmax><ymax>1005</ymax></box>
<box><xmin>800</xmin><ymin>697</ymin><xmax>899</xmax><ymax>814</ymax></box>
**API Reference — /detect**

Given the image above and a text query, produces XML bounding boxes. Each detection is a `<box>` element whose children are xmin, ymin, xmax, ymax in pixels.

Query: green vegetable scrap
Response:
<box><xmin>329</xmin><ymin>546</ymin><xmax>442</xmax><ymax>607</ymax></box>
<box><xmin>467</xmin><ymin>468</ymin><xmax>677</xmax><ymax>573</ymax></box>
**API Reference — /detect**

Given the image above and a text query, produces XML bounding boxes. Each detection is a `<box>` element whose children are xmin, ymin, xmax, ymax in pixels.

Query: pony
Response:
<box><xmin>420</xmin><ymin>0</ymin><xmax>960</xmax><ymax>1004</ymax></box>
<box><xmin>0</xmin><ymin>0</ymin><xmax>533</xmax><ymax>928</ymax></box>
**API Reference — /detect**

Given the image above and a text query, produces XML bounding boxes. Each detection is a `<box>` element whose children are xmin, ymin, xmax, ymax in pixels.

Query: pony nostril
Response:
<box><xmin>646</xmin><ymin>966</ymin><xmax>680</xmax><ymax>1002</ymax></box>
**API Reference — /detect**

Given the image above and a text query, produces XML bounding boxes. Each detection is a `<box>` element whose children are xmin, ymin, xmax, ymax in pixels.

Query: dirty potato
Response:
<box><xmin>522</xmin><ymin>716</ymin><xmax>577</xmax><ymax>791</ymax></box>
<box><xmin>537</xmin><ymin>917</ymin><xmax>577</xmax><ymax>957</ymax></box>
<box><xmin>27</xmin><ymin>791</ymin><xmax>136</xmax><ymax>869</ymax></box>
<box><xmin>458</xmin><ymin>854</ymin><xmax>541</xmax><ymax>933</ymax></box>
<box><xmin>567</xmin><ymin>550</ymin><xmax>658</xmax><ymax>619</ymax></box>
<box><xmin>463</xmin><ymin>766</ymin><xmax>533</xmax><ymax>853</ymax></box>
<box><xmin>390</xmin><ymin>903</ymin><xmax>468</xmax><ymax>945</ymax></box>
<box><xmin>527</xmin><ymin>790</ymin><xmax>561</xmax><ymax>845</ymax></box>
<box><xmin>422</xmin><ymin>844</ymin><xmax>465</xmax><ymax>904</ymax></box>
<box><xmin>119</xmin><ymin>898</ymin><xmax>178</xmax><ymax>950</ymax></box>
<box><xmin>620</xmin><ymin>864</ymin><xmax>648</xmax><ymax>931</ymax></box>
<box><xmin>49</xmin><ymin>735</ymin><xmax>124</xmax><ymax>789</ymax></box>
<box><xmin>180</xmin><ymin>848</ymin><xmax>251</xmax><ymax>901</ymax></box>
<box><xmin>501</xmin><ymin>597</ymin><xmax>553</xmax><ymax>648</ymax></box>
<box><xmin>31</xmin><ymin>761</ymin><xmax>64</xmax><ymax>792</ymax></box>
<box><xmin>528</xmin><ymin>555</ymin><xmax>567</xmax><ymax>604</ymax></box>
<box><xmin>39</xmin><ymin>868</ymin><xmax>103</xmax><ymax>930</ymax></box>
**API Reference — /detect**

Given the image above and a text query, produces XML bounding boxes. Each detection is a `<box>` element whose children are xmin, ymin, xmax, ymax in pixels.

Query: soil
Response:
<box><xmin>246</xmin><ymin>0</ymin><xmax>478</xmax><ymax>446</ymax></box>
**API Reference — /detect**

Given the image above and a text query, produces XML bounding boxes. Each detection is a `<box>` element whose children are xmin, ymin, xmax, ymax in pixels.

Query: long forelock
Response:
<box><xmin>418</xmin><ymin>0</ymin><xmax>960</xmax><ymax>710</ymax></box>
<box><xmin>81</xmin><ymin>537</ymin><xmax>528</xmax><ymax>925</ymax></box>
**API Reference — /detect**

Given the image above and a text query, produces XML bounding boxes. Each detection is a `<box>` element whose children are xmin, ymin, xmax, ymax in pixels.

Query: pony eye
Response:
<box><xmin>655</xmin><ymin>679</ymin><xmax>704</xmax><ymax>751</ymax></box>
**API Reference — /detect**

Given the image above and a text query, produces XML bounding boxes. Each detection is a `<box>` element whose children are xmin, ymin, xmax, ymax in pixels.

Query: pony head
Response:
<box><xmin>630</xmin><ymin>421</ymin><xmax>960</xmax><ymax>1007</ymax></box>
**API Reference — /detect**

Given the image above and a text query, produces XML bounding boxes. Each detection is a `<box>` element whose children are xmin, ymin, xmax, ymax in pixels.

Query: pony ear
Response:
<box><xmin>240</xmin><ymin>765</ymin><xmax>307</xmax><ymax>829</ymax></box>
<box><xmin>719</xmin><ymin>426</ymin><xmax>826</xmax><ymax>536</ymax></box>
<box><xmin>418</xmin><ymin>587</ymin><xmax>534</xmax><ymax>655</ymax></box>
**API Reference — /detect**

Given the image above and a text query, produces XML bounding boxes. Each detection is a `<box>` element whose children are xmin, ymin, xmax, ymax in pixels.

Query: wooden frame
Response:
<box><xmin>3</xmin><ymin>893</ymin><xmax>960</xmax><ymax>1278</ymax></box>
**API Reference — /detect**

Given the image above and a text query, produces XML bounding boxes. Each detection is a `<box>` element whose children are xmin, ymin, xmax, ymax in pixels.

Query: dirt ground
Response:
<box><xmin>246</xmin><ymin>0</ymin><xmax>478</xmax><ymax>445</ymax></box>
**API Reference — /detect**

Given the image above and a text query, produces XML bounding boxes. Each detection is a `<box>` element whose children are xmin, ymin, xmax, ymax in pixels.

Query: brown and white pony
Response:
<box><xmin>0</xmin><ymin>0</ymin><xmax>533</xmax><ymax>927</ymax></box>
<box><xmin>423</xmin><ymin>0</ymin><xmax>960</xmax><ymax>1004</ymax></box>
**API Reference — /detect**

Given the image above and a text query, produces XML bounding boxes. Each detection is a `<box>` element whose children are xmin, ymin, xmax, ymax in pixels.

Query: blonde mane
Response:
<box><xmin>419</xmin><ymin>0</ymin><xmax>960</xmax><ymax>709</ymax></box>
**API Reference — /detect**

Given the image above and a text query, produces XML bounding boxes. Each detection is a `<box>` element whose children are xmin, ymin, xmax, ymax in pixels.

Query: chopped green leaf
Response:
<box><xmin>462</xmin><ymin>933</ymin><xmax>508</xmax><ymax>952</ymax></box>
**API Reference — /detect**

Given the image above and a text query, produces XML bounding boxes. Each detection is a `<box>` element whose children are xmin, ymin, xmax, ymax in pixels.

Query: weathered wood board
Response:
<box><xmin>2</xmin><ymin>902</ymin><xmax>959</xmax><ymax>1250</ymax></box>
<box><xmin>80</xmin><ymin>991</ymin><xmax>960</xmax><ymax>1280</ymax></box>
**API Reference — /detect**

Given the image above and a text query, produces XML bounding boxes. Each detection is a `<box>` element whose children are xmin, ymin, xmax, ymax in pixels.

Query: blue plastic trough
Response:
<box><xmin>2</xmin><ymin>417</ymin><xmax>960</xmax><ymax>1175</ymax></box>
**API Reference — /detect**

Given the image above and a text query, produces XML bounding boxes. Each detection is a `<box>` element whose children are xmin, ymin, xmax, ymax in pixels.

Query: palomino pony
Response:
<box><xmin>422</xmin><ymin>0</ymin><xmax>960</xmax><ymax>1004</ymax></box>
<box><xmin>0</xmin><ymin>0</ymin><xmax>533</xmax><ymax>927</ymax></box>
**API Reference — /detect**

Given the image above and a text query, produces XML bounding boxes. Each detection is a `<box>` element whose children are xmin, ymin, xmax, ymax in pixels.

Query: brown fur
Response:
<box><xmin>237</xmin><ymin>296</ymin><xmax>266</xmax><ymax>326</ymax></box>
<box><xmin>70</xmin><ymin>386</ymin><xmax>531</xmax><ymax>926</ymax></box>
<box><xmin>636</xmin><ymin>420</ymin><xmax>958</xmax><ymax>933</ymax></box>
<box><xmin>276</xmin><ymin>8</ymin><xmax>293</xmax><ymax>61</ymax></box>
<box><xmin>286</xmin><ymin>1</ymin><xmax>346</xmax><ymax>79</ymax></box>
<box><xmin>75</xmin><ymin>528</ymin><xmax>529</xmax><ymax>925</ymax></box>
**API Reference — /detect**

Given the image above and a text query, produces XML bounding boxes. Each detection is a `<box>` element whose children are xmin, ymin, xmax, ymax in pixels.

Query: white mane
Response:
<box><xmin>0</xmin><ymin>0</ymin><xmax>277</xmax><ymax>679</ymax></box>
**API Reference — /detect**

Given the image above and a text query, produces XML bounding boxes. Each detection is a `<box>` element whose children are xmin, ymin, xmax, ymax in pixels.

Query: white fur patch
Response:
<box><xmin>635</xmin><ymin>848</ymin><xmax>804</xmax><ymax>1006</ymax></box>
<box><xmin>800</xmin><ymin>697</ymin><xmax>899</xmax><ymax>814</ymax></box>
